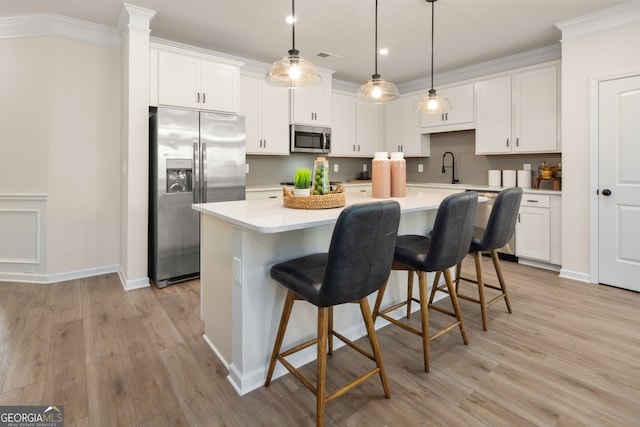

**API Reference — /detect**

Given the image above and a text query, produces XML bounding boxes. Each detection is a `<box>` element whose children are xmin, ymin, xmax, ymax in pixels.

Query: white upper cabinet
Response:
<box><xmin>330</xmin><ymin>92</ymin><xmax>381</xmax><ymax>157</ymax></box>
<box><xmin>420</xmin><ymin>84</ymin><xmax>475</xmax><ymax>133</ymax></box>
<box><xmin>157</xmin><ymin>50</ymin><xmax>241</xmax><ymax>113</ymax></box>
<box><xmin>356</xmin><ymin>102</ymin><xmax>383</xmax><ymax>157</ymax></box>
<box><xmin>240</xmin><ymin>73</ymin><xmax>289</xmax><ymax>155</ymax></box>
<box><xmin>475</xmin><ymin>64</ymin><xmax>559</xmax><ymax>155</ymax></box>
<box><xmin>385</xmin><ymin>94</ymin><xmax>430</xmax><ymax>157</ymax></box>
<box><xmin>330</xmin><ymin>92</ymin><xmax>357</xmax><ymax>156</ymax></box>
<box><xmin>291</xmin><ymin>70</ymin><xmax>333</xmax><ymax>127</ymax></box>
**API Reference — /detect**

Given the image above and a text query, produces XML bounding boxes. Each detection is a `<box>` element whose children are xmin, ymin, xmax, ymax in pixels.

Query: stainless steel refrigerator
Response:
<box><xmin>149</xmin><ymin>106</ymin><xmax>245</xmax><ymax>288</ymax></box>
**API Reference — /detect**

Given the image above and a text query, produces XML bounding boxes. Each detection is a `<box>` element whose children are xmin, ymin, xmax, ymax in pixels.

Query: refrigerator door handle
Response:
<box><xmin>201</xmin><ymin>142</ymin><xmax>208</xmax><ymax>203</ymax></box>
<box><xmin>193</xmin><ymin>142</ymin><xmax>200</xmax><ymax>203</ymax></box>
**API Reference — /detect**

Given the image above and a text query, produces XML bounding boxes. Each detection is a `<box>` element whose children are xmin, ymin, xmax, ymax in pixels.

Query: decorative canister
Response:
<box><xmin>372</xmin><ymin>152</ymin><xmax>390</xmax><ymax>198</ymax></box>
<box><xmin>390</xmin><ymin>152</ymin><xmax>406</xmax><ymax>197</ymax></box>
<box><xmin>312</xmin><ymin>157</ymin><xmax>330</xmax><ymax>195</ymax></box>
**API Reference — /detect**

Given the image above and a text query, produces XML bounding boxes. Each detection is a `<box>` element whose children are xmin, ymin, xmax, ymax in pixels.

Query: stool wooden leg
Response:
<box><xmin>417</xmin><ymin>271</ymin><xmax>430</xmax><ymax>373</ymax></box>
<box><xmin>328</xmin><ymin>306</ymin><xmax>334</xmax><ymax>356</ymax></box>
<box><xmin>265</xmin><ymin>291</ymin><xmax>295</xmax><ymax>386</ymax></box>
<box><xmin>444</xmin><ymin>268</ymin><xmax>468</xmax><ymax>345</ymax></box>
<box><xmin>406</xmin><ymin>270</ymin><xmax>414</xmax><ymax>319</ymax></box>
<box><xmin>316</xmin><ymin>307</ymin><xmax>329</xmax><ymax>427</ymax></box>
<box><xmin>428</xmin><ymin>271</ymin><xmax>441</xmax><ymax>304</ymax></box>
<box><xmin>372</xmin><ymin>281</ymin><xmax>388</xmax><ymax>321</ymax></box>
<box><xmin>455</xmin><ymin>260</ymin><xmax>463</xmax><ymax>293</ymax></box>
<box><xmin>360</xmin><ymin>298</ymin><xmax>390</xmax><ymax>398</ymax></box>
<box><xmin>490</xmin><ymin>249</ymin><xmax>512</xmax><ymax>313</ymax></box>
<box><xmin>473</xmin><ymin>251</ymin><xmax>489</xmax><ymax>331</ymax></box>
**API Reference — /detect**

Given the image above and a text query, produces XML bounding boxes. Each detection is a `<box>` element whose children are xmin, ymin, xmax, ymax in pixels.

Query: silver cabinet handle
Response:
<box><xmin>506</xmin><ymin>138</ymin><xmax>510</xmax><ymax>147</ymax></box>
<box><xmin>516</xmin><ymin>137</ymin><xmax>519</xmax><ymax>147</ymax></box>
<box><xmin>197</xmin><ymin>92</ymin><xmax>200</xmax><ymax>103</ymax></box>
<box><xmin>526</xmin><ymin>199</ymin><xmax>539</xmax><ymax>203</ymax></box>
<box><xmin>202</xmin><ymin>93</ymin><xmax>206</xmax><ymax>104</ymax></box>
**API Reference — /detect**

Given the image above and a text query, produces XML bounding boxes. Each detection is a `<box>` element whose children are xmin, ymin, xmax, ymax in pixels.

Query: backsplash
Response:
<box><xmin>246</xmin><ymin>130</ymin><xmax>561</xmax><ymax>188</ymax></box>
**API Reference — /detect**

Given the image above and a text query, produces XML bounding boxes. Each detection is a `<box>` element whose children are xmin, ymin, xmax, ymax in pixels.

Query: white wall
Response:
<box><xmin>559</xmin><ymin>9</ymin><xmax>640</xmax><ymax>281</ymax></box>
<box><xmin>0</xmin><ymin>36</ymin><xmax>121</xmax><ymax>280</ymax></box>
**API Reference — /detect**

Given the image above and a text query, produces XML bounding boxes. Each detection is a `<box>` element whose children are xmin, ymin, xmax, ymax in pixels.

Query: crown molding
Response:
<box><xmin>399</xmin><ymin>44</ymin><xmax>561</xmax><ymax>93</ymax></box>
<box><xmin>117</xmin><ymin>3</ymin><xmax>156</xmax><ymax>39</ymax></box>
<box><xmin>556</xmin><ymin>1</ymin><xmax>640</xmax><ymax>42</ymax></box>
<box><xmin>0</xmin><ymin>13</ymin><xmax>120</xmax><ymax>48</ymax></box>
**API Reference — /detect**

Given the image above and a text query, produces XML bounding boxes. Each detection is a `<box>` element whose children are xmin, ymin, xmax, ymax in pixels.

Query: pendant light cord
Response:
<box><xmin>374</xmin><ymin>0</ymin><xmax>379</xmax><ymax>77</ymax></box>
<box><xmin>430</xmin><ymin>0</ymin><xmax>435</xmax><ymax>91</ymax></box>
<box><xmin>291</xmin><ymin>0</ymin><xmax>296</xmax><ymax>52</ymax></box>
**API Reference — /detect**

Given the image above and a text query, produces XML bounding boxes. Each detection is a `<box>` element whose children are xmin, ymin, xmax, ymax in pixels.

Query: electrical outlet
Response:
<box><xmin>334</xmin><ymin>163</ymin><xmax>339</xmax><ymax>173</ymax></box>
<box><xmin>245</xmin><ymin>163</ymin><xmax>250</xmax><ymax>173</ymax></box>
<box><xmin>233</xmin><ymin>257</ymin><xmax>241</xmax><ymax>284</ymax></box>
<box><xmin>418</xmin><ymin>164</ymin><xmax>424</xmax><ymax>173</ymax></box>
<box><xmin>362</xmin><ymin>164</ymin><xmax>368</xmax><ymax>172</ymax></box>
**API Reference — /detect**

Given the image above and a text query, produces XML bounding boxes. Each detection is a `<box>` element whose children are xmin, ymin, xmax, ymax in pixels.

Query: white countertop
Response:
<box><xmin>193</xmin><ymin>188</ymin><xmax>463</xmax><ymax>234</ymax></box>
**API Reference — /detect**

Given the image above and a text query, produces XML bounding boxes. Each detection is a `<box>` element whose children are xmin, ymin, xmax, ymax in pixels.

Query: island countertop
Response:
<box><xmin>192</xmin><ymin>187</ymin><xmax>463</xmax><ymax>233</ymax></box>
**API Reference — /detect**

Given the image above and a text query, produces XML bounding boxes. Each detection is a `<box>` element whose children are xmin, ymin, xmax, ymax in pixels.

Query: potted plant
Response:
<box><xmin>294</xmin><ymin>168</ymin><xmax>311</xmax><ymax>196</ymax></box>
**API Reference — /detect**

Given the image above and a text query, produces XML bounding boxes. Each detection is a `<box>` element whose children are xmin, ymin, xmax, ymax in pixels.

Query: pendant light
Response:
<box><xmin>265</xmin><ymin>0</ymin><xmax>322</xmax><ymax>87</ymax></box>
<box><xmin>357</xmin><ymin>0</ymin><xmax>399</xmax><ymax>103</ymax></box>
<box><xmin>416</xmin><ymin>0</ymin><xmax>451</xmax><ymax>113</ymax></box>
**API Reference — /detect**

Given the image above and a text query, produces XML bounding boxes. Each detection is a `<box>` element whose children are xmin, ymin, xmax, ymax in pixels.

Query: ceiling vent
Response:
<box><xmin>315</xmin><ymin>51</ymin><xmax>344</xmax><ymax>62</ymax></box>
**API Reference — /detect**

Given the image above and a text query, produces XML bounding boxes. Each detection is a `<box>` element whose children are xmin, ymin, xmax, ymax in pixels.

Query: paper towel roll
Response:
<box><xmin>517</xmin><ymin>170</ymin><xmax>532</xmax><ymax>188</ymax></box>
<box><xmin>502</xmin><ymin>170</ymin><xmax>516</xmax><ymax>187</ymax></box>
<box><xmin>488</xmin><ymin>170</ymin><xmax>501</xmax><ymax>187</ymax></box>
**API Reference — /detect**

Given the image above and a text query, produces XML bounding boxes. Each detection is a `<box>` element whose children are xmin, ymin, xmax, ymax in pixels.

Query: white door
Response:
<box><xmin>598</xmin><ymin>75</ymin><xmax>640</xmax><ymax>291</ymax></box>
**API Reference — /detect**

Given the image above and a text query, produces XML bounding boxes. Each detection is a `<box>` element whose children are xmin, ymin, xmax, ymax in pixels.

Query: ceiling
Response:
<box><xmin>0</xmin><ymin>0</ymin><xmax>626</xmax><ymax>84</ymax></box>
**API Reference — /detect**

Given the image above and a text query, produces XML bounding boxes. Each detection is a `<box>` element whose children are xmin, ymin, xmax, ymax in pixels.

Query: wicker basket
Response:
<box><xmin>283</xmin><ymin>184</ymin><xmax>346</xmax><ymax>210</ymax></box>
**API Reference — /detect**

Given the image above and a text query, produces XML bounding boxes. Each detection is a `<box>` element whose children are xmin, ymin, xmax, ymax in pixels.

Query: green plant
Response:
<box><xmin>294</xmin><ymin>168</ymin><xmax>311</xmax><ymax>189</ymax></box>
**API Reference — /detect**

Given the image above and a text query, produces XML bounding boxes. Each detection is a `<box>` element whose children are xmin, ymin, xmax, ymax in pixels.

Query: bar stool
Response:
<box><xmin>373</xmin><ymin>192</ymin><xmax>478</xmax><ymax>373</ymax></box>
<box><xmin>432</xmin><ymin>187</ymin><xmax>522</xmax><ymax>331</ymax></box>
<box><xmin>265</xmin><ymin>201</ymin><xmax>401</xmax><ymax>427</ymax></box>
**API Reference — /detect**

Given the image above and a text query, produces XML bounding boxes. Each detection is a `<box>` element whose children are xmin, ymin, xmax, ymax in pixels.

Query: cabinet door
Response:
<box><xmin>475</xmin><ymin>76</ymin><xmax>512</xmax><ymax>154</ymax></box>
<box><xmin>240</xmin><ymin>75</ymin><xmax>263</xmax><ymax>154</ymax></box>
<box><xmin>513</xmin><ymin>66</ymin><xmax>558</xmax><ymax>153</ymax></box>
<box><xmin>330</xmin><ymin>92</ymin><xmax>358</xmax><ymax>156</ymax></box>
<box><xmin>420</xmin><ymin>84</ymin><xmax>474</xmax><ymax>131</ymax></box>
<box><xmin>158</xmin><ymin>51</ymin><xmax>200</xmax><ymax>109</ymax></box>
<box><xmin>291</xmin><ymin>71</ymin><xmax>332</xmax><ymax>126</ymax></box>
<box><xmin>200</xmin><ymin>60</ymin><xmax>239</xmax><ymax>113</ymax></box>
<box><xmin>399</xmin><ymin>94</ymin><xmax>429</xmax><ymax>156</ymax></box>
<box><xmin>260</xmin><ymin>83</ymin><xmax>289</xmax><ymax>155</ymax></box>
<box><xmin>516</xmin><ymin>206</ymin><xmax>551</xmax><ymax>261</ymax></box>
<box><xmin>241</xmin><ymin>75</ymin><xmax>289</xmax><ymax>155</ymax></box>
<box><xmin>356</xmin><ymin>103</ymin><xmax>383</xmax><ymax>157</ymax></box>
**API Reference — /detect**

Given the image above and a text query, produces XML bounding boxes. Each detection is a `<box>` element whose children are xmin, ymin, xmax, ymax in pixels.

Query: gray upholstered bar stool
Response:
<box><xmin>265</xmin><ymin>201</ymin><xmax>401</xmax><ymax>427</ymax></box>
<box><xmin>431</xmin><ymin>187</ymin><xmax>523</xmax><ymax>331</ymax></box>
<box><xmin>373</xmin><ymin>192</ymin><xmax>478</xmax><ymax>373</ymax></box>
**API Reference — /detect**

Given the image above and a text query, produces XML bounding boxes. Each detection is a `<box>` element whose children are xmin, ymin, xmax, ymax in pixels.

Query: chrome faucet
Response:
<box><xmin>441</xmin><ymin>151</ymin><xmax>459</xmax><ymax>184</ymax></box>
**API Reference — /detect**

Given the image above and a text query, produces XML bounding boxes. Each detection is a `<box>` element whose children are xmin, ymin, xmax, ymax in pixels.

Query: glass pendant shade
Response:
<box><xmin>420</xmin><ymin>0</ymin><xmax>451</xmax><ymax>113</ymax></box>
<box><xmin>357</xmin><ymin>74</ymin><xmax>400</xmax><ymax>103</ymax></box>
<box><xmin>357</xmin><ymin>0</ymin><xmax>399</xmax><ymax>104</ymax></box>
<box><xmin>415</xmin><ymin>89</ymin><xmax>452</xmax><ymax>113</ymax></box>
<box><xmin>265</xmin><ymin>1</ymin><xmax>321</xmax><ymax>88</ymax></box>
<box><xmin>265</xmin><ymin>49</ymin><xmax>322</xmax><ymax>87</ymax></box>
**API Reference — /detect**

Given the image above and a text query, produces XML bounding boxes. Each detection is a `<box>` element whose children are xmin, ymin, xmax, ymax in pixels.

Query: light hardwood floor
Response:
<box><xmin>1</xmin><ymin>258</ymin><xmax>639</xmax><ymax>426</ymax></box>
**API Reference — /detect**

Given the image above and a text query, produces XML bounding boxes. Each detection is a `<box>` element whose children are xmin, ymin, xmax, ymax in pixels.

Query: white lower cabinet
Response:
<box><xmin>516</xmin><ymin>194</ymin><xmax>561</xmax><ymax>265</ymax></box>
<box><xmin>245</xmin><ymin>189</ymin><xmax>282</xmax><ymax>200</ymax></box>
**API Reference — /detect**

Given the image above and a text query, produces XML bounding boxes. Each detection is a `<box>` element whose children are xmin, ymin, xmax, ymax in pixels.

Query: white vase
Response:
<box><xmin>293</xmin><ymin>188</ymin><xmax>310</xmax><ymax>197</ymax></box>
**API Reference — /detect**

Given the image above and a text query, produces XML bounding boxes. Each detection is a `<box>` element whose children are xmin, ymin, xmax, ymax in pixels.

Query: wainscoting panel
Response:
<box><xmin>0</xmin><ymin>194</ymin><xmax>47</xmax><ymax>281</ymax></box>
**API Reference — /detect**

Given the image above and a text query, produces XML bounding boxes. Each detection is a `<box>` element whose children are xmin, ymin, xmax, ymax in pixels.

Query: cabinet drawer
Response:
<box><xmin>521</xmin><ymin>195</ymin><xmax>550</xmax><ymax>208</ymax></box>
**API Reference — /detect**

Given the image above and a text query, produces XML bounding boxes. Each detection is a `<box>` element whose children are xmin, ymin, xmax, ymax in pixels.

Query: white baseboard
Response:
<box><xmin>559</xmin><ymin>268</ymin><xmax>593</xmax><ymax>283</ymax></box>
<box><xmin>0</xmin><ymin>264</ymin><xmax>119</xmax><ymax>284</ymax></box>
<box><xmin>117</xmin><ymin>266</ymin><xmax>150</xmax><ymax>291</ymax></box>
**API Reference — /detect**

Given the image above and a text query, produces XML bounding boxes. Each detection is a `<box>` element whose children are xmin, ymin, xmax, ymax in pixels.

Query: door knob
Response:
<box><xmin>602</xmin><ymin>189</ymin><xmax>612</xmax><ymax>196</ymax></box>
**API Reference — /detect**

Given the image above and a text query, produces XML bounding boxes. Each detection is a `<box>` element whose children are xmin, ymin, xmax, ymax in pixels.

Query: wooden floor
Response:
<box><xmin>1</xmin><ymin>258</ymin><xmax>639</xmax><ymax>426</ymax></box>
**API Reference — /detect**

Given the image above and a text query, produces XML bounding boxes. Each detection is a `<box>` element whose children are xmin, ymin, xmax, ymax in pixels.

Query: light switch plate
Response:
<box><xmin>418</xmin><ymin>164</ymin><xmax>424</xmax><ymax>173</ymax></box>
<box><xmin>334</xmin><ymin>163</ymin><xmax>339</xmax><ymax>172</ymax></box>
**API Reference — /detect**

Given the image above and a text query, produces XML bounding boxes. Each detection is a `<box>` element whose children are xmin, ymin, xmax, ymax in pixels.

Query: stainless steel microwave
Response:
<box><xmin>290</xmin><ymin>124</ymin><xmax>331</xmax><ymax>154</ymax></box>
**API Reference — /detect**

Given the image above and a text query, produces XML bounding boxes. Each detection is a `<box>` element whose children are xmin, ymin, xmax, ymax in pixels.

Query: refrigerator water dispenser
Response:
<box><xmin>166</xmin><ymin>158</ymin><xmax>193</xmax><ymax>193</ymax></box>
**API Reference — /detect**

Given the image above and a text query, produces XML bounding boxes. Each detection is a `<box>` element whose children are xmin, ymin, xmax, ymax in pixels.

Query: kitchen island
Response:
<box><xmin>193</xmin><ymin>188</ymin><xmax>467</xmax><ymax>396</ymax></box>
